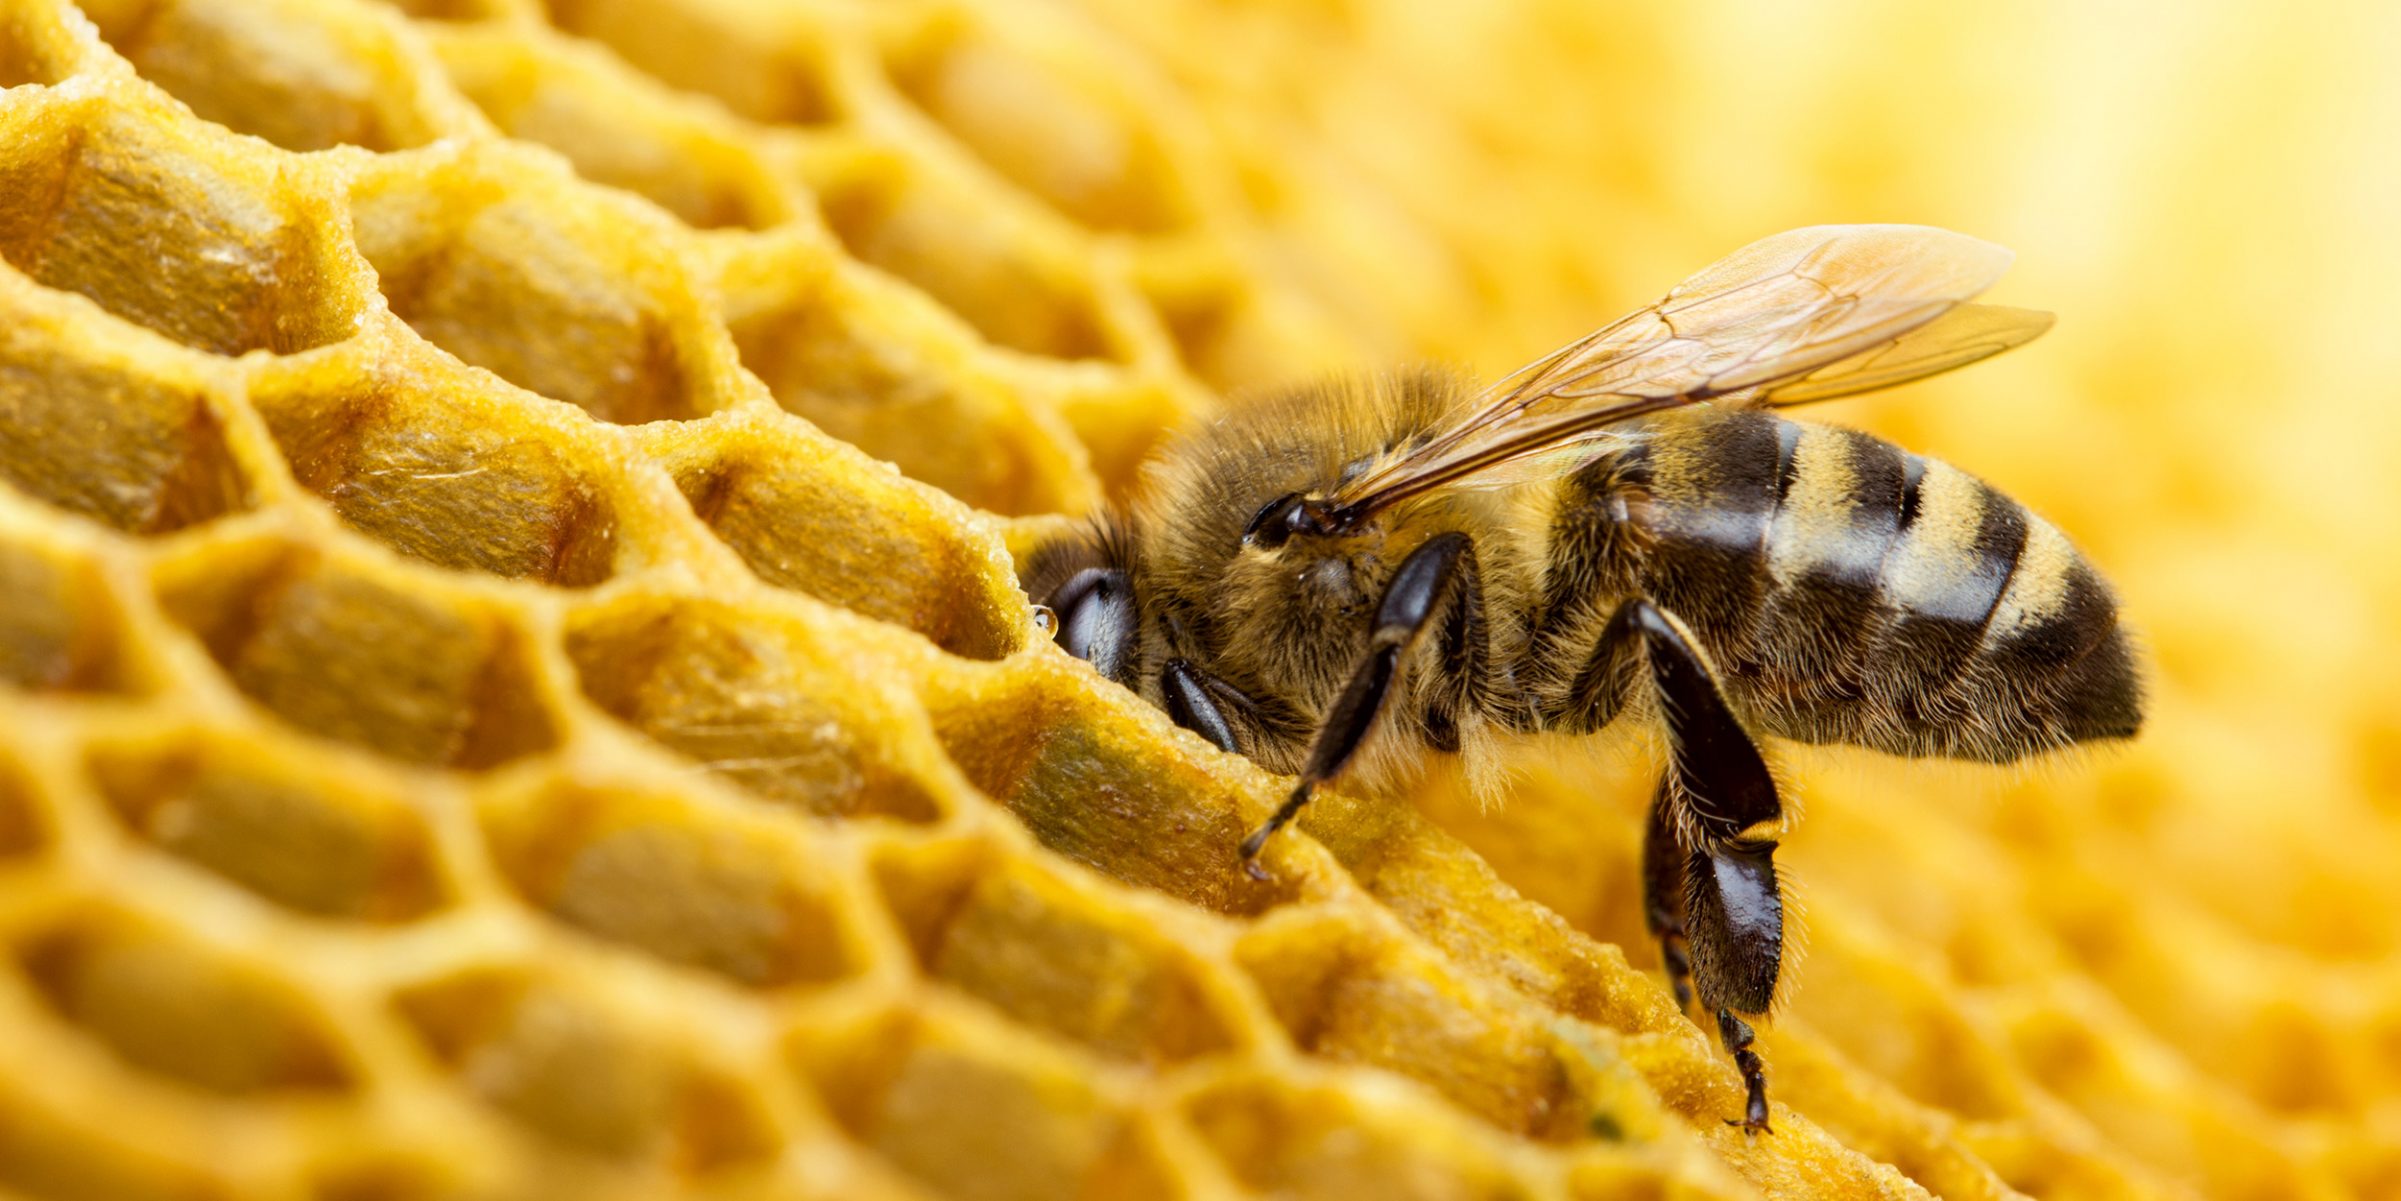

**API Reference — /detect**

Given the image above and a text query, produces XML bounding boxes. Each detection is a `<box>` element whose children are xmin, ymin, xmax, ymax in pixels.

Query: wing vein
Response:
<box><xmin>1329</xmin><ymin>225</ymin><xmax>2050</xmax><ymax>519</ymax></box>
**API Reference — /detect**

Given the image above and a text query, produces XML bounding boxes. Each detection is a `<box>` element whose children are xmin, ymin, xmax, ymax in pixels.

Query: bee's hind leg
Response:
<box><xmin>1604</xmin><ymin>599</ymin><xmax>1786</xmax><ymax>1135</ymax></box>
<box><xmin>1691</xmin><ymin>844</ymin><xmax>1780</xmax><ymax>1134</ymax></box>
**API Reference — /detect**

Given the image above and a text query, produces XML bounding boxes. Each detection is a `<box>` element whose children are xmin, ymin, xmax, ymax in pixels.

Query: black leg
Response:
<box><xmin>1681</xmin><ymin>842</ymin><xmax>1782</xmax><ymax>1025</ymax></box>
<box><xmin>1692</xmin><ymin>844</ymin><xmax>1779</xmax><ymax>1134</ymax></box>
<box><xmin>1640</xmin><ymin>781</ymin><xmax>1694</xmax><ymax>1013</ymax></box>
<box><xmin>1715</xmin><ymin>1008</ymin><xmax>1771</xmax><ymax>1134</ymax></box>
<box><xmin>1239</xmin><ymin>532</ymin><xmax>1471</xmax><ymax>875</ymax></box>
<box><xmin>1616</xmin><ymin>602</ymin><xmax>1782</xmax><ymax>848</ymax></box>
<box><xmin>1163</xmin><ymin>658</ymin><xmax>1246</xmax><ymax>754</ymax></box>
<box><xmin>1604</xmin><ymin>598</ymin><xmax>1785</xmax><ymax>1134</ymax></box>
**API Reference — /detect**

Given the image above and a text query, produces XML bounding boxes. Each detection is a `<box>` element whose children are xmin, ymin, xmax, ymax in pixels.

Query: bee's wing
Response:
<box><xmin>1331</xmin><ymin>225</ymin><xmax>2052</xmax><ymax>513</ymax></box>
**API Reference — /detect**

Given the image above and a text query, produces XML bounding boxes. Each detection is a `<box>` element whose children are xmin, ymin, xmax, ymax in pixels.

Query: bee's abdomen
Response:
<box><xmin>1625</xmin><ymin>410</ymin><xmax>2140</xmax><ymax>762</ymax></box>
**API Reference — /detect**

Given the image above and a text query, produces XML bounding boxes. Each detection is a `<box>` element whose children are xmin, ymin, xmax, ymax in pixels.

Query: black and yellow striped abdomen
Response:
<box><xmin>1600</xmin><ymin>408</ymin><xmax>2140</xmax><ymax>762</ymax></box>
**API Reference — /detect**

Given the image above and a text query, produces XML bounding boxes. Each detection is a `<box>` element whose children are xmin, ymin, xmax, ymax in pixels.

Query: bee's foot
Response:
<box><xmin>1241</xmin><ymin>856</ymin><xmax>1273</xmax><ymax>883</ymax></box>
<box><xmin>1712</xmin><ymin>1009</ymin><xmax>1772</xmax><ymax>1138</ymax></box>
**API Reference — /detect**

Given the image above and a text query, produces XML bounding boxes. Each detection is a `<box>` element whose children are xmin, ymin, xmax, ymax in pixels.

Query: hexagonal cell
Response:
<box><xmin>1143</xmin><ymin>268</ymin><xmax>1340</xmax><ymax>396</ymax></box>
<box><xmin>77</xmin><ymin>0</ymin><xmax>461</xmax><ymax>152</ymax></box>
<box><xmin>882</xmin><ymin>16</ymin><xmax>1197</xmax><ymax>235</ymax></box>
<box><xmin>0</xmin><ymin>93</ymin><xmax>367</xmax><ymax>354</ymax></box>
<box><xmin>154</xmin><ymin>539</ymin><xmax>560</xmax><ymax>769</ymax></box>
<box><xmin>0</xmin><ymin>287</ymin><xmax>253</xmax><ymax>535</ymax></box>
<box><xmin>873</xmin><ymin>839</ymin><xmax>1240</xmax><ymax>1063</ymax></box>
<box><xmin>0</xmin><ymin>532</ymin><xmax>135</xmax><ymax>694</ymax></box>
<box><xmin>0</xmin><ymin>0</ymin><xmax>86</xmax><ymax>88</ymax></box>
<box><xmin>15</xmin><ymin>912</ymin><xmax>355</xmax><ymax>1095</ymax></box>
<box><xmin>1998</xmin><ymin>999</ymin><xmax>2297</xmax><ymax>1201</ymax></box>
<box><xmin>1183</xmin><ymin>1071</ymin><xmax>1530</xmax><ymax>1201</ymax></box>
<box><xmin>476</xmin><ymin>777</ymin><xmax>862</xmax><ymax>987</ymax></box>
<box><xmin>810</xmin><ymin>149</ymin><xmax>1119</xmax><ymax>362</ymax></box>
<box><xmin>249</xmin><ymin>351</ymin><xmax>622</xmax><ymax>587</ymax></box>
<box><xmin>429</xmin><ymin>27</ymin><xmax>799</xmax><ymax>232</ymax></box>
<box><xmin>535</xmin><ymin>0</ymin><xmax>834</xmax><ymax>125</ymax></box>
<box><xmin>923</xmin><ymin>667</ymin><xmax>1291</xmax><ymax>917</ymax></box>
<box><xmin>1146</xmin><ymin>277</ymin><xmax>1248</xmax><ymax>391</ymax></box>
<box><xmin>1233</xmin><ymin>906</ymin><xmax>1595</xmax><ymax>1143</ymax></box>
<box><xmin>85</xmin><ymin>728</ymin><xmax>447</xmax><ymax>922</ymax></box>
<box><xmin>0</xmin><ymin>1082</ymin><xmax>233</xmax><ymax>1201</ymax></box>
<box><xmin>651</xmin><ymin>419</ymin><xmax>1022</xmax><ymax>658</ymax></box>
<box><xmin>789</xmin><ymin>1003</ymin><xmax>1147</xmax><ymax>1201</ymax></box>
<box><xmin>564</xmin><ymin>593</ymin><xmax>953</xmax><ymax>823</ymax></box>
<box><xmin>1298</xmin><ymin>762</ymin><xmax>1682</xmax><ymax>1041</ymax></box>
<box><xmin>718</xmin><ymin>251</ymin><xmax>1099</xmax><ymax>518</ymax></box>
<box><xmin>349</xmin><ymin>152</ymin><xmax>741</xmax><ymax>424</ymax></box>
<box><xmin>392</xmin><ymin>969</ymin><xmax>781</xmax><ymax>1168</ymax></box>
<box><xmin>1041</xmin><ymin>366</ymin><xmax>1193</xmax><ymax>502</ymax></box>
<box><xmin>302</xmin><ymin>1152</ymin><xmax>461</xmax><ymax>1201</ymax></box>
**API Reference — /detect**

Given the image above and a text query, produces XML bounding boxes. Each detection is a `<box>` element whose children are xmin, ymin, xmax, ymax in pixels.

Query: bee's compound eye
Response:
<box><xmin>1029</xmin><ymin>604</ymin><xmax>1058</xmax><ymax>638</ymax></box>
<box><xmin>1047</xmin><ymin>567</ymin><xmax>1137</xmax><ymax>686</ymax></box>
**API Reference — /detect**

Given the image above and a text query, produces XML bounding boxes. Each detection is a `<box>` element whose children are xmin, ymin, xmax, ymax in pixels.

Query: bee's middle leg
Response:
<box><xmin>1238</xmin><ymin>531</ymin><xmax>1475</xmax><ymax>871</ymax></box>
<box><xmin>1641</xmin><ymin>778</ymin><xmax>1695</xmax><ymax>1013</ymax></box>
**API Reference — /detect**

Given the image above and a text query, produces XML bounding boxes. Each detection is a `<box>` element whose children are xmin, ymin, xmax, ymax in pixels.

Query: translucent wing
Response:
<box><xmin>1330</xmin><ymin>225</ymin><xmax>2052</xmax><ymax>515</ymax></box>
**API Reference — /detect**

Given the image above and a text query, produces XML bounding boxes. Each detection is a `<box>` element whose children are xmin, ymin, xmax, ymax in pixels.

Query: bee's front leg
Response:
<box><xmin>1604</xmin><ymin>599</ymin><xmax>1785</xmax><ymax>1135</ymax></box>
<box><xmin>1238</xmin><ymin>532</ymin><xmax>1473</xmax><ymax>874</ymax></box>
<box><xmin>1162</xmin><ymin>658</ymin><xmax>1246</xmax><ymax>754</ymax></box>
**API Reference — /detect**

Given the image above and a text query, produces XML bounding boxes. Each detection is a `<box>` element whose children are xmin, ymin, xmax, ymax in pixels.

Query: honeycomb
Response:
<box><xmin>0</xmin><ymin>0</ymin><xmax>2396</xmax><ymax>1198</ymax></box>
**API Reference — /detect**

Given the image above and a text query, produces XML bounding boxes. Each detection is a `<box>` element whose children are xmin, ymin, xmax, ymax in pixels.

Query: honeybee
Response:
<box><xmin>1023</xmin><ymin>226</ymin><xmax>2142</xmax><ymax>1133</ymax></box>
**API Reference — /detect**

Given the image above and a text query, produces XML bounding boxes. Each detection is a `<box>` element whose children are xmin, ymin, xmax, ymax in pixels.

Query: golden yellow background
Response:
<box><xmin>0</xmin><ymin>0</ymin><xmax>2394</xmax><ymax>1198</ymax></box>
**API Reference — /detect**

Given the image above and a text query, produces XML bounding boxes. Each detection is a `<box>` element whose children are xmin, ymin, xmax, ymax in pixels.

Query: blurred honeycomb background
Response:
<box><xmin>0</xmin><ymin>0</ymin><xmax>2395</xmax><ymax>1198</ymax></box>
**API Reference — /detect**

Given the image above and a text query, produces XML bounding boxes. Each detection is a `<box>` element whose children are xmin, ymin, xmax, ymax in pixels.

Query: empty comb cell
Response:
<box><xmin>250</xmin><ymin>345</ymin><xmax>627</xmax><ymax>586</ymax></box>
<box><xmin>0</xmin><ymin>1078</ymin><xmax>236</xmax><ymax>1200</ymax></box>
<box><xmin>476</xmin><ymin>773</ymin><xmax>866</xmax><ymax>987</ymax></box>
<box><xmin>808</xmin><ymin>146</ymin><xmax>1123</xmax><ymax>363</ymax></box>
<box><xmin>0</xmin><ymin>527</ymin><xmax>136</xmax><ymax>694</ymax></box>
<box><xmin>873</xmin><ymin>836</ymin><xmax>1246</xmax><ymax>1063</ymax></box>
<box><xmin>152</xmin><ymin>537</ymin><xmax>562</xmax><ymax>769</ymax></box>
<box><xmin>716</xmin><ymin>244</ymin><xmax>1102</xmax><ymax>517</ymax></box>
<box><xmin>535</xmin><ymin>0</ymin><xmax>837</xmax><ymax>126</ymax></box>
<box><xmin>646</xmin><ymin>412</ymin><xmax>1027</xmax><ymax>657</ymax></box>
<box><xmin>0</xmin><ymin>287</ymin><xmax>253</xmax><ymax>535</ymax></box>
<box><xmin>392</xmin><ymin>968</ymin><xmax>782</xmax><ymax>1169</ymax></box>
<box><xmin>880</xmin><ymin>9</ymin><xmax>1198</xmax><ymax>235</ymax></box>
<box><xmin>15</xmin><ymin>909</ymin><xmax>356</xmax><ymax>1095</ymax></box>
<box><xmin>1183</xmin><ymin>1069</ymin><xmax>1536</xmax><ymax>1201</ymax></box>
<box><xmin>787</xmin><ymin>1000</ymin><xmax>1144</xmax><ymax>1201</ymax></box>
<box><xmin>0</xmin><ymin>91</ymin><xmax>370</xmax><ymax>355</ymax></box>
<box><xmin>85</xmin><ymin>724</ymin><xmax>449</xmax><ymax>922</ymax></box>
<box><xmin>348</xmin><ymin>147</ymin><xmax>747</xmax><ymax>424</ymax></box>
<box><xmin>428</xmin><ymin>25</ymin><xmax>801</xmax><ymax>231</ymax></box>
<box><xmin>564</xmin><ymin>592</ymin><xmax>954</xmax><ymax>823</ymax></box>
<box><xmin>2</xmin><ymin>1</ymin><xmax>88</xmax><ymax>87</ymax></box>
<box><xmin>75</xmin><ymin>0</ymin><xmax>471</xmax><ymax>152</ymax></box>
<box><xmin>922</xmin><ymin>662</ymin><xmax>1301</xmax><ymax>918</ymax></box>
